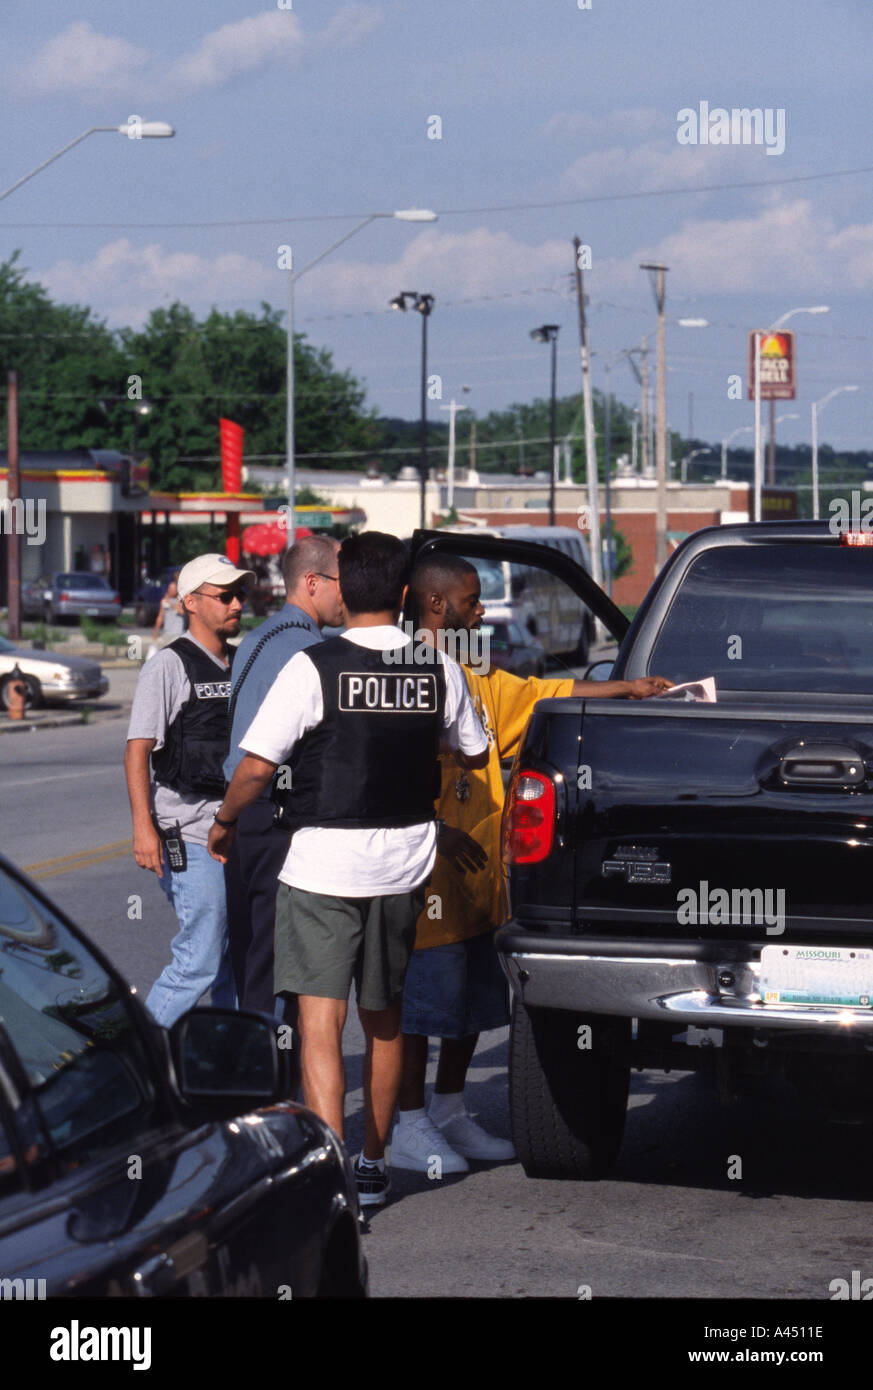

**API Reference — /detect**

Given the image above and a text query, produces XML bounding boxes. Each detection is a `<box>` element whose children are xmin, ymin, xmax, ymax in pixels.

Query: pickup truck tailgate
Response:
<box><xmin>572</xmin><ymin>699</ymin><xmax>873</xmax><ymax>939</ymax></box>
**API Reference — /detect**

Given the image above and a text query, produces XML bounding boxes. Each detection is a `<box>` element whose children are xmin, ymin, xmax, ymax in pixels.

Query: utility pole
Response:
<box><xmin>572</xmin><ymin>237</ymin><xmax>603</xmax><ymax>591</ymax></box>
<box><xmin>469</xmin><ymin>418</ymin><xmax>477</xmax><ymax>475</ymax></box>
<box><xmin>767</xmin><ymin>398</ymin><xmax>776</xmax><ymax>485</ymax></box>
<box><xmin>6</xmin><ymin>371</ymin><xmax>20</xmax><ymax>641</ymax></box>
<box><xmin>439</xmin><ymin>397</ymin><xmax>469</xmax><ymax>512</ymax></box>
<box><xmin>640</xmin><ymin>262</ymin><xmax>669</xmax><ymax>574</ymax></box>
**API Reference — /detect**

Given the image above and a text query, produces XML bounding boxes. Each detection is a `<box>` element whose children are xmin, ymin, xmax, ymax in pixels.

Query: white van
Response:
<box><xmin>443</xmin><ymin>525</ymin><xmax>596</xmax><ymax>663</ymax></box>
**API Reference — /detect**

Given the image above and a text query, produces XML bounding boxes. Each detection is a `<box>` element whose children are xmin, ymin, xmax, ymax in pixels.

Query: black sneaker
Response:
<box><xmin>353</xmin><ymin>1154</ymin><xmax>390</xmax><ymax>1208</ymax></box>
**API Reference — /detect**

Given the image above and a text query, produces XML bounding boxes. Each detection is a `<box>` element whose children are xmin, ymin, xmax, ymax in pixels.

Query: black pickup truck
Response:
<box><xmin>415</xmin><ymin>520</ymin><xmax>873</xmax><ymax>1180</ymax></box>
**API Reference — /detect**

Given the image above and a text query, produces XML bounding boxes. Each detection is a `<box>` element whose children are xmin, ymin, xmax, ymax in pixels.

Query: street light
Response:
<box><xmin>752</xmin><ymin>305</ymin><xmax>829</xmax><ymax>521</ymax></box>
<box><xmin>439</xmin><ymin>386</ymin><xmax>470</xmax><ymax>513</ymax></box>
<box><xmin>391</xmin><ymin>291</ymin><xmax>436</xmax><ymax>529</ymax></box>
<box><xmin>721</xmin><ymin>425</ymin><xmax>754</xmax><ymax>482</ymax></box>
<box><xmin>1</xmin><ymin>121</ymin><xmax>174</xmax><ymax>642</ymax></box>
<box><xmin>681</xmin><ymin>446</ymin><xmax>712</xmax><ymax>482</ymax></box>
<box><xmin>530</xmin><ymin>325</ymin><xmax>560</xmax><ymax>526</ymax></box>
<box><xmin>284</xmin><ymin>208</ymin><xmax>437</xmax><ymax>544</ymax></box>
<box><xmin>811</xmin><ymin>385</ymin><xmax>858</xmax><ymax>519</ymax></box>
<box><xmin>0</xmin><ymin>122</ymin><xmax>175</xmax><ymax>202</ymax></box>
<box><xmin>640</xmin><ymin>263</ymin><xmax>670</xmax><ymax>574</ymax></box>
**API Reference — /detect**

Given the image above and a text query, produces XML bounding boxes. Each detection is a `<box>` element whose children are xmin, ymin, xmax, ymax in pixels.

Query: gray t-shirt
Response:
<box><xmin>159</xmin><ymin>596</ymin><xmax>186</xmax><ymax>638</ymax></box>
<box><xmin>127</xmin><ymin>634</ymin><xmax>230</xmax><ymax>846</ymax></box>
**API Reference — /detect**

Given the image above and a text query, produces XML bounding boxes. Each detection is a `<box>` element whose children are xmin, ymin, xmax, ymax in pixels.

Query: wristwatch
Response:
<box><xmin>212</xmin><ymin>809</ymin><xmax>238</xmax><ymax>828</ymax></box>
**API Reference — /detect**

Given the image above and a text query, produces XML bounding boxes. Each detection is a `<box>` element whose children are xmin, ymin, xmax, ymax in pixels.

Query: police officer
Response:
<box><xmin>207</xmin><ymin>532</ymin><xmax>488</xmax><ymax>1208</ymax></box>
<box><xmin>125</xmin><ymin>552</ymin><xmax>254</xmax><ymax>1027</ymax></box>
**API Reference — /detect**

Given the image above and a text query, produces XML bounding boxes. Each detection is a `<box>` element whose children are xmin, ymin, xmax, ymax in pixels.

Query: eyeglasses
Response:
<box><xmin>191</xmin><ymin>587</ymin><xmax>246</xmax><ymax>604</ymax></box>
<box><xmin>313</xmin><ymin>573</ymin><xmax>339</xmax><ymax>584</ymax></box>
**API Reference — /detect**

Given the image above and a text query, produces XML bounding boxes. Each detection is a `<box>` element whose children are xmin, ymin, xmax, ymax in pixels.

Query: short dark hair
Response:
<box><xmin>410</xmin><ymin>554</ymin><xmax>477</xmax><ymax>608</ymax></box>
<box><xmin>338</xmin><ymin>531</ymin><xmax>410</xmax><ymax>615</ymax></box>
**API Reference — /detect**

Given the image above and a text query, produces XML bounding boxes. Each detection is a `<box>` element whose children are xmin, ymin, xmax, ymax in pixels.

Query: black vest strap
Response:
<box><xmin>151</xmin><ymin>637</ymin><xmax>234</xmax><ymax>796</ymax></box>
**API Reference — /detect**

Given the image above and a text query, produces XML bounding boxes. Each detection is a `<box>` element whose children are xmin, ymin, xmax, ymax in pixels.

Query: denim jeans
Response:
<box><xmin>147</xmin><ymin>841</ymin><xmax>236</xmax><ymax>1028</ymax></box>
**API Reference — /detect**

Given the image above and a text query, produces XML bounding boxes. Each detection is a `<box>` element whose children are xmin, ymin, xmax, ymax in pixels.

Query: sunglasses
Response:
<box><xmin>192</xmin><ymin>587</ymin><xmax>246</xmax><ymax>604</ymax></box>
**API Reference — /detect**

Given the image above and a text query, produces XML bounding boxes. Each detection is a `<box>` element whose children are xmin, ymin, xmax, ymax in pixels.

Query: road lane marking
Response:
<box><xmin>23</xmin><ymin>839</ymin><xmax>131</xmax><ymax>880</ymax></box>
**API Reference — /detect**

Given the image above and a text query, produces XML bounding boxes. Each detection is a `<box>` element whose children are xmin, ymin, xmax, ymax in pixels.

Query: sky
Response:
<box><xmin>2</xmin><ymin>0</ymin><xmax>872</xmax><ymax>463</ymax></box>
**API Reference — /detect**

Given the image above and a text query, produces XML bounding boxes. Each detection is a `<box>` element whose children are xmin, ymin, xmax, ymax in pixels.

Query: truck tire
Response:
<box><xmin>509</xmin><ymin>1000</ymin><xmax>630</xmax><ymax>1179</ymax></box>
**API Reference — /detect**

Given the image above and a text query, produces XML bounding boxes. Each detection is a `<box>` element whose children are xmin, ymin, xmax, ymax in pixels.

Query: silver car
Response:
<box><xmin>0</xmin><ymin>635</ymin><xmax>108</xmax><ymax>710</ymax></box>
<box><xmin>22</xmin><ymin>572</ymin><xmax>122</xmax><ymax>623</ymax></box>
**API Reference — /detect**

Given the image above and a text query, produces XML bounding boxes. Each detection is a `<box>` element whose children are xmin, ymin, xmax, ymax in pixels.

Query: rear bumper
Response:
<box><xmin>496</xmin><ymin>924</ymin><xmax>873</xmax><ymax>1035</ymax></box>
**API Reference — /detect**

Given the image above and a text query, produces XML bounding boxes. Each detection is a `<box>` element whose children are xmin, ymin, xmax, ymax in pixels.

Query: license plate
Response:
<box><xmin>760</xmin><ymin>945</ymin><xmax>873</xmax><ymax>1008</ymax></box>
<box><xmin>86</xmin><ymin>607</ymin><xmax>100</xmax><ymax>615</ymax></box>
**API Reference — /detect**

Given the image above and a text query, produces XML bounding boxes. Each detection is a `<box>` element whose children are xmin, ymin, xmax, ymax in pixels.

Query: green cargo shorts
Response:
<box><xmin>274</xmin><ymin>883</ymin><xmax>426</xmax><ymax>1012</ymax></box>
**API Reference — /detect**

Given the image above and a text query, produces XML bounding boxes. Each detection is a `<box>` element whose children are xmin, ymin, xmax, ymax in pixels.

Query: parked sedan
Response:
<box><xmin>22</xmin><ymin>573</ymin><xmax>121</xmax><ymax>624</ymax></box>
<box><xmin>481</xmin><ymin>619</ymin><xmax>547</xmax><ymax>678</ymax></box>
<box><xmin>0</xmin><ymin>635</ymin><xmax>108</xmax><ymax>711</ymax></box>
<box><xmin>0</xmin><ymin>855</ymin><xmax>368</xmax><ymax>1298</ymax></box>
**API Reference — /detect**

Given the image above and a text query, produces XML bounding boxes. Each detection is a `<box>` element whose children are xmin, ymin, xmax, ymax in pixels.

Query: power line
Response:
<box><xmin>1</xmin><ymin>163</ymin><xmax>871</xmax><ymax>230</ymax></box>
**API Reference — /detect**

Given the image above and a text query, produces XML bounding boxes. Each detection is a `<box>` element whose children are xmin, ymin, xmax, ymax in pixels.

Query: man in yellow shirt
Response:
<box><xmin>391</xmin><ymin>553</ymin><xmax>670</xmax><ymax>1172</ymax></box>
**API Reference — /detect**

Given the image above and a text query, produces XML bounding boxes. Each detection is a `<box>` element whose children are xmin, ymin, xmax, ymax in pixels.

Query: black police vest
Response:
<box><xmin>151</xmin><ymin>637</ymin><xmax>234</xmax><ymax>796</ymax></box>
<box><xmin>285</xmin><ymin>636</ymin><xmax>446</xmax><ymax>829</ymax></box>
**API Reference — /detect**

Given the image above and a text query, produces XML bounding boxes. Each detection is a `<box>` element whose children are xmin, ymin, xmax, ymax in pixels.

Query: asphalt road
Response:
<box><xmin>5</xmin><ymin>715</ymin><xmax>873</xmax><ymax>1308</ymax></box>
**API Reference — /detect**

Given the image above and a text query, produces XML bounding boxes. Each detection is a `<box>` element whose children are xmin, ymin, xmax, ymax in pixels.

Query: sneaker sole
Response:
<box><xmin>388</xmin><ymin>1149</ymin><xmax>469</xmax><ymax>1174</ymax></box>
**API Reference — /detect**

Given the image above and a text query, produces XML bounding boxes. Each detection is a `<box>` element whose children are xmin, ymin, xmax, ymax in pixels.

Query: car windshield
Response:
<box><xmin>57</xmin><ymin>574</ymin><xmax>110</xmax><ymax>590</ymax></box>
<box><xmin>648</xmin><ymin>543</ymin><xmax>873</xmax><ymax>694</ymax></box>
<box><xmin>470</xmin><ymin>558</ymin><xmax>506</xmax><ymax>602</ymax></box>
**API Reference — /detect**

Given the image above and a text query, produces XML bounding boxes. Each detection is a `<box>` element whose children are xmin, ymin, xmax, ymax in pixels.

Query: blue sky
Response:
<box><xmin>3</xmin><ymin>0</ymin><xmax>872</xmax><ymax>458</ymax></box>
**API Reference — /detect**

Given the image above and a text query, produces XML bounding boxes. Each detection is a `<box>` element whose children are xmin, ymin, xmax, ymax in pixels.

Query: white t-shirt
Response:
<box><xmin>239</xmin><ymin>625</ymin><xmax>488</xmax><ymax>895</ymax></box>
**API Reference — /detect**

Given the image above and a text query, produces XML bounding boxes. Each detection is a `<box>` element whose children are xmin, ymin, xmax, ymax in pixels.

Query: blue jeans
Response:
<box><xmin>147</xmin><ymin>842</ymin><xmax>236</xmax><ymax>1028</ymax></box>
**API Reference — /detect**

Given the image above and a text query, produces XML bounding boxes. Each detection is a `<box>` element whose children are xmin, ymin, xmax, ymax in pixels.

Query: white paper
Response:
<box><xmin>656</xmin><ymin>676</ymin><xmax>717</xmax><ymax>703</ymax></box>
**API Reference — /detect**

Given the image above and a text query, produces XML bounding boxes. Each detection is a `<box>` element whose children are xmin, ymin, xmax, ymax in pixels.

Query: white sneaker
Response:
<box><xmin>389</xmin><ymin>1114</ymin><xmax>470</xmax><ymax>1173</ymax></box>
<box><xmin>431</xmin><ymin>1108</ymin><xmax>516</xmax><ymax>1161</ymax></box>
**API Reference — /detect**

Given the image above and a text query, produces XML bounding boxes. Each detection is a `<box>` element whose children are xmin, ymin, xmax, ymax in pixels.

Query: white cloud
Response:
<box><xmin>313</xmin><ymin>4</ymin><xmax>384</xmax><ymax>50</ymax></box>
<box><xmin>559</xmin><ymin>138</ymin><xmax>768</xmax><ymax>197</ymax></box>
<box><xmin>11</xmin><ymin>21</ymin><xmax>148</xmax><ymax>99</ymax></box>
<box><xmin>163</xmin><ymin>11</ymin><xmax>305</xmax><ymax>94</ymax></box>
<box><xmin>301</xmin><ymin>227</ymin><xmax>572</xmax><ymax>310</ymax></box>
<box><xmin>33</xmin><ymin>201</ymin><xmax>873</xmax><ymax>332</ymax></box>
<box><xmin>607</xmin><ymin>198</ymin><xmax>873</xmax><ymax>294</ymax></box>
<box><xmin>541</xmin><ymin>108</ymin><xmax>664</xmax><ymax>142</ymax></box>
<box><xmin>9</xmin><ymin>7</ymin><xmax>379</xmax><ymax>104</ymax></box>
<box><xmin>33</xmin><ymin>239</ymin><xmax>276</xmax><ymax>327</ymax></box>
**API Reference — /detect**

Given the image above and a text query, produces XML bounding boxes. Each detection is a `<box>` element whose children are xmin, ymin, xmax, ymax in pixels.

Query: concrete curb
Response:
<box><xmin>0</xmin><ymin>704</ymin><xmax>131</xmax><ymax>735</ymax></box>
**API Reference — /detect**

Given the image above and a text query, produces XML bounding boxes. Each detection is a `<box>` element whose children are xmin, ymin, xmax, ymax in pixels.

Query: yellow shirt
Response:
<box><xmin>414</xmin><ymin>666</ymin><xmax>574</xmax><ymax>949</ymax></box>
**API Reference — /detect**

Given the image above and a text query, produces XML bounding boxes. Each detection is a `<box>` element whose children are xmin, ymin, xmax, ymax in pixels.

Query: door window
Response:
<box><xmin>0</xmin><ymin>869</ymin><xmax>155</xmax><ymax>1169</ymax></box>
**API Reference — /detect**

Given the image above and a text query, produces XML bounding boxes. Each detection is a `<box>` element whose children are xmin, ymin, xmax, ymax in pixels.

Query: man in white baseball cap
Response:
<box><xmin>124</xmin><ymin>552</ymin><xmax>254</xmax><ymax>1025</ymax></box>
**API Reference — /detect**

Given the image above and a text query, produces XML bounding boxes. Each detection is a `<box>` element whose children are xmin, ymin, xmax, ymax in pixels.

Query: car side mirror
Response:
<box><xmin>585</xmin><ymin>660</ymin><xmax>614</xmax><ymax>681</ymax></box>
<box><xmin>169</xmin><ymin>1008</ymin><xmax>292</xmax><ymax>1114</ymax></box>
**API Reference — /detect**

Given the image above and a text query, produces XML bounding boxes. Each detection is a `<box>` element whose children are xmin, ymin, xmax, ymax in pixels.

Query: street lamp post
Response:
<box><xmin>284</xmin><ymin>208</ymin><xmax>437</xmax><ymax>545</ymax></box>
<box><xmin>752</xmin><ymin>305</ymin><xmax>829</xmax><ymax>522</ymax></box>
<box><xmin>681</xmin><ymin>446</ymin><xmax>712</xmax><ymax>482</ymax></box>
<box><xmin>0</xmin><ymin>122</ymin><xmax>175</xmax><ymax>204</ymax></box>
<box><xmin>530</xmin><ymin>326</ymin><xmax>560</xmax><ymax>526</ymax></box>
<box><xmin>0</xmin><ymin>120</ymin><xmax>174</xmax><ymax>640</ymax></box>
<box><xmin>439</xmin><ymin>387</ymin><xmax>470</xmax><ymax>513</ymax></box>
<box><xmin>391</xmin><ymin>291</ymin><xmax>436</xmax><ymax>528</ymax></box>
<box><xmin>640</xmin><ymin>263</ymin><xmax>669</xmax><ymax>574</ymax></box>
<box><xmin>721</xmin><ymin>425</ymin><xmax>754</xmax><ymax>482</ymax></box>
<box><xmin>811</xmin><ymin>385</ymin><xmax>858</xmax><ymax>519</ymax></box>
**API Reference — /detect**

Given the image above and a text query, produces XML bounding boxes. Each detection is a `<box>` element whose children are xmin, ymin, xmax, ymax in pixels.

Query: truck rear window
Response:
<box><xmin>648</xmin><ymin>543</ymin><xmax>873</xmax><ymax>694</ymax></box>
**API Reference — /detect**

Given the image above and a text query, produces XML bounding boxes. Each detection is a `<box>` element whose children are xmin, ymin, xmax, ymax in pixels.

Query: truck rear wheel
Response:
<box><xmin>509</xmin><ymin>1001</ymin><xmax>630</xmax><ymax>1179</ymax></box>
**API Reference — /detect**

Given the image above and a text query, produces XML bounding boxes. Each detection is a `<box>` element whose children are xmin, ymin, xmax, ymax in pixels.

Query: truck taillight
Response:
<box><xmin>504</xmin><ymin>771</ymin><xmax>556</xmax><ymax>865</ymax></box>
<box><xmin>60</xmin><ymin>591</ymin><xmax>71</xmax><ymax>601</ymax></box>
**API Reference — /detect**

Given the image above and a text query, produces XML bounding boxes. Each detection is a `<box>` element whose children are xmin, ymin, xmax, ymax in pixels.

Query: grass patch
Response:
<box><xmin>619</xmin><ymin>605</ymin><xmax>639</xmax><ymax>621</ymax></box>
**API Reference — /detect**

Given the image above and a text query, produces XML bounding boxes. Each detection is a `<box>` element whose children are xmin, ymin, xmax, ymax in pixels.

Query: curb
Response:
<box><xmin>0</xmin><ymin>705</ymin><xmax>131</xmax><ymax>735</ymax></box>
